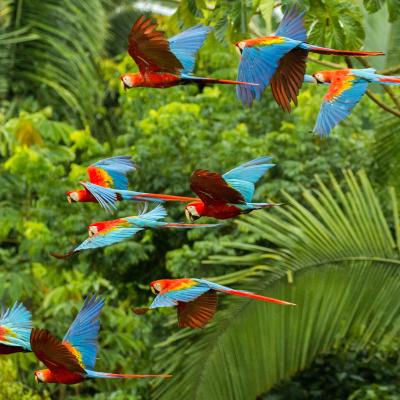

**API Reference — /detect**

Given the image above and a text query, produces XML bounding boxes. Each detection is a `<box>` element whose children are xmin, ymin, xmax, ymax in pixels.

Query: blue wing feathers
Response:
<box><xmin>63</xmin><ymin>295</ymin><xmax>105</xmax><ymax>370</ymax></box>
<box><xmin>314</xmin><ymin>80</ymin><xmax>369</xmax><ymax>135</ymax></box>
<box><xmin>135</xmin><ymin>204</ymin><xmax>168</xmax><ymax>221</ymax></box>
<box><xmin>223</xmin><ymin>156</ymin><xmax>275</xmax><ymax>202</ymax></box>
<box><xmin>0</xmin><ymin>302</ymin><xmax>32</xmax><ymax>350</ymax></box>
<box><xmin>74</xmin><ymin>228</ymin><xmax>143</xmax><ymax>251</ymax></box>
<box><xmin>169</xmin><ymin>25</ymin><xmax>212</xmax><ymax>74</ymax></box>
<box><xmin>275</xmin><ymin>6</ymin><xmax>307</xmax><ymax>41</ymax></box>
<box><xmin>92</xmin><ymin>156</ymin><xmax>136</xmax><ymax>190</ymax></box>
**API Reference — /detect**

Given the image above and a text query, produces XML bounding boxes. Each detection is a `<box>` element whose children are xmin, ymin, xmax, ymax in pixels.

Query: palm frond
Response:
<box><xmin>152</xmin><ymin>170</ymin><xmax>400</xmax><ymax>400</ymax></box>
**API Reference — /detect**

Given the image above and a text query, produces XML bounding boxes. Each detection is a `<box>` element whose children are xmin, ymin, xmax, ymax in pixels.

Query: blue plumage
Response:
<box><xmin>63</xmin><ymin>295</ymin><xmax>105</xmax><ymax>370</ymax></box>
<box><xmin>92</xmin><ymin>156</ymin><xmax>136</xmax><ymax>190</ymax></box>
<box><xmin>169</xmin><ymin>25</ymin><xmax>212</xmax><ymax>75</ymax></box>
<box><xmin>0</xmin><ymin>302</ymin><xmax>32</xmax><ymax>350</ymax></box>
<box><xmin>275</xmin><ymin>6</ymin><xmax>307</xmax><ymax>41</ymax></box>
<box><xmin>223</xmin><ymin>156</ymin><xmax>275</xmax><ymax>202</ymax></box>
<box><xmin>237</xmin><ymin>40</ymin><xmax>299</xmax><ymax>106</ymax></box>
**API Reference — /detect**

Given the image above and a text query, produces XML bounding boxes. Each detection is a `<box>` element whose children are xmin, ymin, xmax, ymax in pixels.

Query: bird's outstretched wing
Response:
<box><xmin>168</xmin><ymin>25</ymin><xmax>212</xmax><ymax>74</ymax></box>
<box><xmin>190</xmin><ymin>170</ymin><xmax>245</xmax><ymax>205</ymax></box>
<box><xmin>63</xmin><ymin>295</ymin><xmax>104</xmax><ymax>370</ymax></box>
<box><xmin>222</xmin><ymin>156</ymin><xmax>275</xmax><ymax>203</ymax></box>
<box><xmin>30</xmin><ymin>328</ymin><xmax>85</xmax><ymax>373</ymax></box>
<box><xmin>314</xmin><ymin>74</ymin><xmax>369</xmax><ymax>135</ymax></box>
<box><xmin>270</xmin><ymin>47</ymin><xmax>307</xmax><ymax>112</ymax></box>
<box><xmin>86</xmin><ymin>156</ymin><xmax>136</xmax><ymax>190</ymax></box>
<box><xmin>0</xmin><ymin>302</ymin><xmax>31</xmax><ymax>349</ymax></box>
<box><xmin>177</xmin><ymin>290</ymin><xmax>218</xmax><ymax>328</ymax></box>
<box><xmin>128</xmin><ymin>16</ymin><xmax>183</xmax><ymax>74</ymax></box>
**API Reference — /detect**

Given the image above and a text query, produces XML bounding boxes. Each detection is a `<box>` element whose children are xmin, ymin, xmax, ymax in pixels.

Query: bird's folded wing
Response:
<box><xmin>30</xmin><ymin>328</ymin><xmax>85</xmax><ymax>373</ymax></box>
<box><xmin>190</xmin><ymin>169</ymin><xmax>245</xmax><ymax>205</ymax></box>
<box><xmin>177</xmin><ymin>290</ymin><xmax>218</xmax><ymax>328</ymax></box>
<box><xmin>128</xmin><ymin>16</ymin><xmax>183</xmax><ymax>74</ymax></box>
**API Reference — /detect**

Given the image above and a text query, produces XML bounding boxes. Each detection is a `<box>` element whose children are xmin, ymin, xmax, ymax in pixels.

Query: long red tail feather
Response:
<box><xmin>309</xmin><ymin>46</ymin><xmax>384</xmax><ymax>57</ymax></box>
<box><xmin>224</xmin><ymin>289</ymin><xmax>296</xmax><ymax>306</ymax></box>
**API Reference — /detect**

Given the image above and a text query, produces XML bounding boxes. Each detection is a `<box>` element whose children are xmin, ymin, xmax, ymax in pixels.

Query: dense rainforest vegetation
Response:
<box><xmin>1</xmin><ymin>0</ymin><xmax>400</xmax><ymax>399</ymax></box>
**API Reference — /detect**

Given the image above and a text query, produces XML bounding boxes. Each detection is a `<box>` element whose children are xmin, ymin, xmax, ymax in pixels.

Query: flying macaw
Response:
<box><xmin>133</xmin><ymin>278</ymin><xmax>295</xmax><ymax>328</ymax></box>
<box><xmin>184</xmin><ymin>156</ymin><xmax>282</xmax><ymax>221</ymax></box>
<box><xmin>32</xmin><ymin>295</ymin><xmax>170</xmax><ymax>384</ymax></box>
<box><xmin>120</xmin><ymin>16</ymin><xmax>258</xmax><ymax>89</ymax></box>
<box><xmin>0</xmin><ymin>302</ymin><xmax>31</xmax><ymax>354</ymax></box>
<box><xmin>51</xmin><ymin>204</ymin><xmax>219</xmax><ymax>259</ymax></box>
<box><xmin>67</xmin><ymin>156</ymin><xmax>198</xmax><ymax>213</ymax></box>
<box><xmin>235</xmin><ymin>6</ymin><xmax>384</xmax><ymax>112</ymax></box>
<box><xmin>304</xmin><ymin>69</ymin><xmax>400</xmax><ymax>135</ymax></box>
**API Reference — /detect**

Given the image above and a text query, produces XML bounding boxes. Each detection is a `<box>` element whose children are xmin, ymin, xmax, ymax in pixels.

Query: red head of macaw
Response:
<box><xmin>235</xmin><ymin>6</ymin><xmax>383</xmax><ymax>112</ymax></box>
<box><xmin>184</xmin><ymin>156</ymin><xmax>282</xmax><ymax>221</ymax></box>
<box><xmin>0</xmin><ymin>302</ymin><xmax>31</xmax><ymax>354</ymax></box>
<box><xmin>32</xmin><ymin>295</ymin><xmax>171</xmax><ymax>384</ymax></box>
<box><xmin>134</xmin><ymin>278</ymin><xmax>295</xmax><ymax>329</ymax></box>
<box><xmin>305</xmin><ymin>68</ymin><xmax>400</xmax><ymax>135</ymax></box>
<box><xmin>120</xmin><ymin>16</ymin><xmax>258</xmax><ymax>90</ymax></box>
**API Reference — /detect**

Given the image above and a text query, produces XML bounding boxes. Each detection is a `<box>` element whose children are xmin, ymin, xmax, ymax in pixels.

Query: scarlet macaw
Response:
<box><xmin>0</xmin><ymin>302</ymin><xmax>31</xmax><ymax>354</ymax></box>
<box><xmin>67</xmin><ymin>156</ymin><xmax>197</xmax><ymax>212</ymax></box>
<box><xmin>236</xmin><ymin>6</ymin><xmax>384</xmax><ymax>111</ymax></box>
<box><xmin>120</xmin><ymin>17</ymin><xmax>258</xmax><ymax>89</ymax></box>
<box><xmin>133</xmin><ymin>278</ymin><xmax>295</xmax><ymax>328</ymax></box>
<box><xmin>32</xmin><ymin>295</ymin><xmax>170</xmax><ymax>384</ymax></box>
<box><xmin>304</xmin><ymin>69</ymin><xmax>400</xmax><ymax>135</ymax></box>
<box><xmin>184</xmin><ymin>156</ymin><xmax>282</xmax><ymax>221</ymax></box>
<box><xmin>52</xmin><ymin>204</ymin><xmax>219</xmax><ymax>258</ymax></box>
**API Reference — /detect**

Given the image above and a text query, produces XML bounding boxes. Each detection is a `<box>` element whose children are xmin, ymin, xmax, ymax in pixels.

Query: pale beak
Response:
<box><xmin>185</xmin><ymin>209</ymin><xmax>193</xmax><ymax>222</ymax></box>
<box><xmin>150</xmin><ymin>286</ymin><xmax>157</xmax><ymax>295</ymax></box>
<box><xmin>34</xmin><ymin>375</ymin><xmax>38</xmax><ymax>384</ymax></box>
<box><xmin>67</xmin><ymin>195</ymin><xmax>72</xmax><ymax>204</ymax></box>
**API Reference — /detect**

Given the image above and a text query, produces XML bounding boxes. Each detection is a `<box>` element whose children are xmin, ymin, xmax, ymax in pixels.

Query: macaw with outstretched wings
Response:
<box><xmin>32</xmin><ymin>295</ymin><xmax>171</xmax><ymax>384</ymax></box>
<box><xmin>184</xmin><ymin>156</ymin><xmax>282</xmax><ymax>221</ymax></box>
<box><xmin>303</xmin><ymin>68</ymin><xmax>400</xmax><ymax>135</ymax></box>
<box><xmin>120</xmin><ymin>16</ymin><xmax>258</xmax><ymax>89</ymax></box>
<box><xmin>133</xmin><ymin>278</ymin><xmax>295</xmax><ymax>328</ymax></box>
<box><xmin>67</xmin><ymin>156</ymin><xmax>198</xmax><ymax>213</ymax></box>
<box><xmin>235</xmin><ymin>6</ymin><xmax>383</xmax><ymax>111</ymax></box>
<box><xmin>52</xmin><ymin>205</ymin><xmax>219</xmax><ymax>259</ymax></box>
<box><xmin>0</xmin><ymin>302</ymin><xmax>31</xmax><ymax>354</ymax></box>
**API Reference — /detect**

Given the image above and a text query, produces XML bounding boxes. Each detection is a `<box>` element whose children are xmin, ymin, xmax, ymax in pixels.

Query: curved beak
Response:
<box><xmin>34</xmin><ymin>374</ymin><xmax>38</xmax><ymax>384</ymax></box>
<box><xmin>150</xmin><ymin>286</ymin><xmax>157</xmax><ymax>295</ymax></box>
<box><xmin>67</xmin><ymin>195</ymin><xmax>72</xmax><ymax>204</ymax></box>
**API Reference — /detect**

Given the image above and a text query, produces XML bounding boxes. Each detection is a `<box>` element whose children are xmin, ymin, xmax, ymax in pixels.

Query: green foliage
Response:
<box><xmin>1</xmin><ymin>0</ymin><xmax>399</xmax><ymax>398</ymax></box>
<box><xmin>152</xmin><ymin>171</ymin><xmax>400</xmax><ymax>399</ymax></box>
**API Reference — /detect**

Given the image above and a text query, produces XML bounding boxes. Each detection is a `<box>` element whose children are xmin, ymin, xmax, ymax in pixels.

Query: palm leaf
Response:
<box><xmin>152</xmin><ymin>170</ymin><xmax>400</xmax><ymax>400</ymax></box>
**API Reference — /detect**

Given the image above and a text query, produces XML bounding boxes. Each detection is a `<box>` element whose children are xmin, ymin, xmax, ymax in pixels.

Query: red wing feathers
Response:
<box><xmin>270</xmin><ymin>48</ymin><xmax>307</xmax><ymax>112</ymax></box>
<box><xmin>30</xmin><ymin>329</ymin><xmax>85</xmax><ymax>373</ymax></box>
<box><xmin>177</xmin><ymin>290</ymin><xmax>218</xmax><ymax>328</ymax></box>
<box><xmin>190</xmin><ymin>170</ymin><xmax>245</xmax><ymax>205</ymax></box>
<box><xmin>128</xmin><ymin>16</ymin><xmax>182</xmax><ymax>74</ymax></box>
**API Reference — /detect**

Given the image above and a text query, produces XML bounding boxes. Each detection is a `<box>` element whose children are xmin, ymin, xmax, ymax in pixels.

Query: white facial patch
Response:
<box><xmin>88</xmin><ymin>226</ymin><xmax>98</xmax><ymax>237</ymax></box>
<box><xmin>70</xmin><ymin>192</ymin><xmax>79</xmax><ymax>202</ymax></box>
<box><xmin>237</xmin><ymin>41</ymin><xmax>245</xmax><ymax>50</ymax></box>
<box><xmin>153</xmin><ymin>283</ymin><xmax>161</xmax><ymax>292</ymax></box>
<box><xmin>123</xmin><ymin>75</ymin><xmax>133</xmax><ymax>87</ymax></box>
<box><xmin>315</xmin><ymin>73</ymin><xmax>325</xmax><ymax>83</ymax></box>
<box><xmin>187</xmin><ymin>206</ymin><xmax>200</xmax><ymax>217</ymax></box>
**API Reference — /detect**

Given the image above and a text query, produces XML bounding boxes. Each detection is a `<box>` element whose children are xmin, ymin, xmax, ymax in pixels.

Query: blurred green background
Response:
<box><xmin>1</xmin><ymin>0</ymin><xmax>400</xmax><ymax>399</ymax></box>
